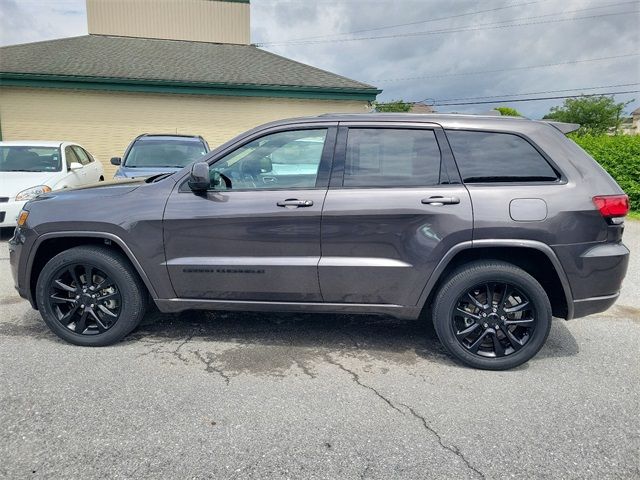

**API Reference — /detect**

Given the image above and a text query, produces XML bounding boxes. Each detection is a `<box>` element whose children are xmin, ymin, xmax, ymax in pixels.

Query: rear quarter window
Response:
<box><xmin>446</xmin><ymin>130</ymin><xmax>559</xmax><ymax>183</ymax></box>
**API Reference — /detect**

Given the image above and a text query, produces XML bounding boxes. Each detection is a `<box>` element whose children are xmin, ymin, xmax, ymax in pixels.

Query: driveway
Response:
<box><xmin>1</xmin><ymin>223</ymin><xmax>638</xmax><ymax>479</ymax></box>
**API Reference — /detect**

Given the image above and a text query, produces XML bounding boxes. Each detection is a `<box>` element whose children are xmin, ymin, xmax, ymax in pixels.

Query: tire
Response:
<box><xmin>35</xmin><ymin>245</ymin><xmax>147</xmax><ymax>346</ymax></box>
<box><xmin>432</xmin><ymin>260</ymin><xmax>552</xmax><ymax>370</ymax></box>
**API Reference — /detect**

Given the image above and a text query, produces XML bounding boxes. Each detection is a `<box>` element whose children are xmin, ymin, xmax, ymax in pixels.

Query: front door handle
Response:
<box><xmin>421</xmin><ymin>196</ymin><xmax>460</xmax><ymax>206</ymax></box>
<box><xmin>277</xmin><ymin>199</ymin><xmax>314</xmax><ymax>208</ymax></box>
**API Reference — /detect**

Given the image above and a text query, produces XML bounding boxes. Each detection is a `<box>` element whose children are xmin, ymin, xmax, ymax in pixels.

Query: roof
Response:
<box><xmin>0</xmin><ymin>35</ymin><xmax>380</xmax><ymax>101</ymax></box>
<box><xmin>0</xmin><ymin>141</ymin><xmax>65</xmax><ymax>147</ymax></box>
<box><xmin>243</xmin><ymin>112</ymin><xmax>566</xmax><ymax>133</ymax></box>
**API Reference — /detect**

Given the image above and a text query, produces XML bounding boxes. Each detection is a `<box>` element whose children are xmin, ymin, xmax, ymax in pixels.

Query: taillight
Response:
<box><xmin>592</xmin><ymin>194</ymin><xmax>629</xmax><ymax>218</ymax></box>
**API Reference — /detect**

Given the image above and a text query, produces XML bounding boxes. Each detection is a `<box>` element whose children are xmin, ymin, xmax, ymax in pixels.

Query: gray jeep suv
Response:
<box><xmin>9</xmin><ymin>114</ymin><xmax>630</xmax><ymax>370</ymax></box>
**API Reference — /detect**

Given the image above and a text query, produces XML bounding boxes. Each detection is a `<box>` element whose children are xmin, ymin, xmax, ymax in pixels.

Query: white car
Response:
<box><xmin>0</xmin><ymin>141</ymin><xmax>104</xmax><ymax>227</ymax></box>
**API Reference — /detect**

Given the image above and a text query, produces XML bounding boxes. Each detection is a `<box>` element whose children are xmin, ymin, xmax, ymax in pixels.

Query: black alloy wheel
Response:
<box><xmin>48</xmin><ymin>263</ymin><xmax>122</xmax><ymax>335</ymax></box>
<box><xmin>432</xmin><ymin>260</ymin><xmax>552</xmax><ymax>370</ymax></box>
<box><xmin>36</xmin><ymin>245</ymin><xmax>147</xmax><ymax>346</ymax></box>
<box><xmin>453</xmin><ymin>282</ymin><xmax>536</xmax><ymax>358</ymax></box>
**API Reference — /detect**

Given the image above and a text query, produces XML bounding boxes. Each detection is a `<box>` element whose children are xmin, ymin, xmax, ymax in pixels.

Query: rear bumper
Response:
<box><xmin>571</xmin><ymin>292</ymin><xmax>620</xmax><ymax>319</ymax></box>
<box><xmin>555</xmin><ymin>242</ymin><xmax>629</xmax><ymax>319</ymax></box>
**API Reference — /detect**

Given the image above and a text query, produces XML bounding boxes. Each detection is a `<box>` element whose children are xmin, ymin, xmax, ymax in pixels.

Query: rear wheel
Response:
<box><xmin>432</xmin><ymin>260</ymin><xmax>552</xmax><ymax>370</ymax></box>
<box><xmin>35</xmin><ymin>246</ymin><xmax>147</xmax><ymax>346</ymax></box>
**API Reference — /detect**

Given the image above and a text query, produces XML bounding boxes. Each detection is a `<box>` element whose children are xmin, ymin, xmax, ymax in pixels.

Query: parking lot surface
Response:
<box><xmin>1</xmin><ymin>222</ymin><xmax>638</xmax><ymax>479</ymax></box>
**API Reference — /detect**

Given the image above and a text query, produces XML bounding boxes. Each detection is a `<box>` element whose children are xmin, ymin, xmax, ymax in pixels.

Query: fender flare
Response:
<box><xmin>417</xmin><ymin>239</ymin><xmax>574</xmax><ymax>319</ymax></box>
<box><xmin>26</xmin><ymin>231</ymin><xmax>159</xmax><ymax>300</ymax></box>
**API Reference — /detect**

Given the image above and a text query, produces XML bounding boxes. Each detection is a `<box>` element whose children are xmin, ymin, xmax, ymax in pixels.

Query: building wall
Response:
<box><xmin>0</xmin><ymin>87</ymin><xmax>369</xmax><ymax>177</ymax></box>
<box><xmin>86</xmin><ymin>0</ymin><xmax>250</xmax><ymax>45</ymax></box>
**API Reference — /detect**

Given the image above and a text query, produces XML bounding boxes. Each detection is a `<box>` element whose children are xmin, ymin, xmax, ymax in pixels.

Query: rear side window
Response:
<box><xmin>446</xmin><ymin>130</ymin><xmax>558</xmax><ymax>183</ymax></box>
<box><xmin>344</xmin><ymin>128</ymin><xmax>441</xmax><ymax>187</ymax></box>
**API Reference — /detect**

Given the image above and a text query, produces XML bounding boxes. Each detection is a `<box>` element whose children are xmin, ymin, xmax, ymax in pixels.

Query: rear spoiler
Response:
<box><xmin>544</xmin><ymin>121</ymin><xmax>580</xmax><ymax>134</ymax></box>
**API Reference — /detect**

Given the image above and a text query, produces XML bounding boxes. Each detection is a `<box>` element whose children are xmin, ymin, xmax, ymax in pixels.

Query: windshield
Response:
<box><xmin>0</xmin><ymin>146</ymin><xmax>62</xmax><ymax>172</ymax></box>
<box><xmin>123</xmin><ymin>139</ymin><xmax>207</xmax><ymax>168</ymax></box>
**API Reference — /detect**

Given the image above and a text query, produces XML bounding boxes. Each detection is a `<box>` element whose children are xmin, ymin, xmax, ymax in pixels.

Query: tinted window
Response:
<box><xmin>446</xmin><ymin>130</ymin><xmax>558</xmax><ymax>183</ymax></box>
<box><xmin>344</xmin><ymin>129</ymin><xmax>441</xmax><ymax>187</ymax></box>
<box><xmin>124</xmin><ymin>138</ymin><xmax>207</xmax><ymax>168</ymax></box>
<box><xmin>0</xmin><ymin>146</ymin><xmax>61</xmax><ymax>172</ymax></box>
<box><xmin>210</xmin><ymin>129</ymin><xmax>327</xmax><ymax>190</ymax></box>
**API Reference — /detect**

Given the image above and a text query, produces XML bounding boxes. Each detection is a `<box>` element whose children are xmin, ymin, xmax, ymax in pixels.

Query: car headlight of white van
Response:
<box><xmin>15</xmin><ymin>185</ymin><xmax>52</xmax><ymax>201</ymax></box>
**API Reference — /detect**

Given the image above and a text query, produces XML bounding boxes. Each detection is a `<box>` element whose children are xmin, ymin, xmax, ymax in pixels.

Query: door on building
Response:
<box><xmin>319</xmin><ymin>123</ymin><xmax>473</xmax><ymax>306</ymax></box>
<box><xmin>163</xmin><ymin>124</ymin><xmax>337</xmax><ymax>301</ymax></box>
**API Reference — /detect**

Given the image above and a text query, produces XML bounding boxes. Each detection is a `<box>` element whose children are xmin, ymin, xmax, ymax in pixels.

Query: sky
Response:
<box><xmin>1</xmin><ymin>0</ymin><xmax>639</xmax><ymax>119</ymax></box>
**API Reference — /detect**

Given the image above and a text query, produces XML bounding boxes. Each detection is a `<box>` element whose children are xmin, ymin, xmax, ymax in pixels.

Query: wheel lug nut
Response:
<box><xmin>483</xmin><ymin>323</ymin><xmax>488</xmax><ymax>328</ymax></box>
<box><xmin>90</xmin><ymin>304</ymin><xmax>95</xmax><ymax>308</ymax></box>
<box><xmin>80</xmin><ymin>304</ymin><xmax>85</xmax><ymax>308</ymax></box>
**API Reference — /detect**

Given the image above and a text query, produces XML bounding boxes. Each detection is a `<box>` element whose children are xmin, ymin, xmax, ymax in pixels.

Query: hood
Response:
<box><xmin>115</xmin><ymin>166</ymin><xmax>182</xmax><ymax>178</ymax></box>
<box><xmin>0</xmin><ymin>171</ymin><xmax>60</xmax><ymax>197</ymax></box>
<box><xmin>25</xmin><ymin>178</ymin><xmax>146</xmax><ymax>209</ymax></box>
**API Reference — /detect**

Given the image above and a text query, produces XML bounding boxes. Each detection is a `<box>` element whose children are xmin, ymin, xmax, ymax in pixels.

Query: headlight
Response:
<box><xmin>15</xmin><ymin>185</ymin><xmax>52</xmax><ymax>201</ymax></box>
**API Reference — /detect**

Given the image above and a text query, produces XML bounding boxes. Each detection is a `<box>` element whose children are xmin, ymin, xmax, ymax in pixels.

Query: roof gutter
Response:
<box><xmin>0</xmin><ymin>72</ymin><xmax>381</xmax><ymax>102</ymax></box>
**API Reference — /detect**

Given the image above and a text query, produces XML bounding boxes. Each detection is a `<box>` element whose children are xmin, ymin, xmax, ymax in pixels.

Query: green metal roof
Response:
<box><xmin>0</xmin><ymin>35</ymin><xmax>380</xmax><ymax>101</ymax></box>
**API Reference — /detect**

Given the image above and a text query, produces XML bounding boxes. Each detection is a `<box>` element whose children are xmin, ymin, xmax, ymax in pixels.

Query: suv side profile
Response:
<box><xmin>111</xmin><ymin>133</ymin><xmax>209</xmax><ymax>179</ymax></box>
<box><xmin>9</xmin><ymin>114</ymin><xmax>630</xmax><ymax>370</ymax></box>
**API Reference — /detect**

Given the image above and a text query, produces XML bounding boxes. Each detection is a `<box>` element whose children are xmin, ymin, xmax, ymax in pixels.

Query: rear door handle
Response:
<box><xmin>421</xmin><ymin>196</ymin><xmax>460</xmax><ymax>206</ymax></box>
<box><xmin>277</xmin><ymin>199</ymin><xmax>314</xmax><ymax>208</ymax></box>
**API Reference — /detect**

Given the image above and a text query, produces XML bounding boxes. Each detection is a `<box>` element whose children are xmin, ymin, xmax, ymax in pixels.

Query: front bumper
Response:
<box><xmin>572</xmin><ymin>293</ymin><xmax>620</xmax><ymax>319</ymax></box>
<box><xmin>0</xmin><ymin>199</ymin><xmax>26</xmax><ymax>227</ymax></box>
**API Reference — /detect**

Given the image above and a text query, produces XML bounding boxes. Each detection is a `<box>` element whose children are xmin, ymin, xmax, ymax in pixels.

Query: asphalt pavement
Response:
<box><xmin>1</xmin><ymin>222</ymin><xmax>638</xmax><ymax>479</ymax></box>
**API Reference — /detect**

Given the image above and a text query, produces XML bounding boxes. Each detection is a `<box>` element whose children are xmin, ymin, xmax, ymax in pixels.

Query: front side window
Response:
<box><xmin>344</xmin><ymin>128</ymin><xmax>441</xmax><ymax>187</ymax></box>
<box><xmin>72</xmin><ymin>146</ymin><xmax>92</xmax><ymax>165</ymax></box>
<box><xmin>65</xmin><ymin>146</ymin><xmax>82</xmax><ymax>167</ymax></box>
<box><xmin>209</xmin><ymin>129</ymin><xmax>327</xmax><ymax>190</ymax></box>
<box><xmin>0</xmin><ymin>146</ymin><xmax>61</xmax><ymax>172</ymax></box>
<box><xmin>446</xmin><ymin>130</ymin><xmax>559</xmax><ymax>183</ymax></box>
<box><xmin>124</xmin><ymin>139</ymin><xmax>207</xmax><ymax>168</ymax></box>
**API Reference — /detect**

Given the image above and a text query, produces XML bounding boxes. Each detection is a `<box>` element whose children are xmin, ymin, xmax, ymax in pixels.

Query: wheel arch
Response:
<box><xmin>420</xmin><ymin>240</ymin><xmax>573</xmax><ymax>320</ymax></box>
<box><xmin>27</xmin><ymin>232</ymin><xmax>158</xmax><ymax>308</ymax></box>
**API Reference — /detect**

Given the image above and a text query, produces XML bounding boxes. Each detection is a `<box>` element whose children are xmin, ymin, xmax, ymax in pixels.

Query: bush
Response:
<box><xmin>570</xmin><ymin>134</ymin><xmax>640</xmax><ymax>212</ymax></box>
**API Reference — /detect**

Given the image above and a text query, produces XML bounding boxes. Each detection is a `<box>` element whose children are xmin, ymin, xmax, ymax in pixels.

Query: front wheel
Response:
<box><xmin>35</xmin><ymin>246</ymin><xmax>147</xmax><ymax>346</ymax></box>
<box><xmin>432</xmin><ymin>260</ymin><xmax>552</xmax><ymax>370</ymax></box>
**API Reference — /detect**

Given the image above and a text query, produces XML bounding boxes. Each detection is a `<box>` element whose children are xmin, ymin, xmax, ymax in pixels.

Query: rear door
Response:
<box><xmin>163</xmin><ymin>124</ymin><xmax>337</xmax><ymax>301</ymax></box>
<box><xmin>319</xmin><ymin>122</ymin><xmax>473</xmax><ymax>306</ymax></box>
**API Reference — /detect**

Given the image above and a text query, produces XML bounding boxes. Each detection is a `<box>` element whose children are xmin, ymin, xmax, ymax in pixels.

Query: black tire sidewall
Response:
<box><xmin>433</xmin><ymin>262</ymin><xmax>552</xmax><ymax>370</ymax></box>
<box><xmin>36</xmin><ymin>247</ymin><xmax>145</xmax><ymax>346</ymax></box>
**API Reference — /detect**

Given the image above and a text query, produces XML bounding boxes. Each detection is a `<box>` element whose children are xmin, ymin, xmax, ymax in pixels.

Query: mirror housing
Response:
<box><xmin>69</xmin><ymin>162</ymin><xmax>83</xmax><ymax>171</ymax></box>
<box><xmin>110</xmin><ymin>157</ymin><xmax>122</xmax><ymax>166</ymax></box>
<box><xmin>188</xmin><ymin>162</ymin><xmax>210</xmax><ymax>192</ymax></box>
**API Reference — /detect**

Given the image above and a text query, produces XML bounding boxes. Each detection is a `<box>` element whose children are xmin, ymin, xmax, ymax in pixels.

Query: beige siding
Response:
<box><xmin>0</xmin><ymin>87</ymin><xmax>369</xmax><ymax>177</ymax></box>
<box><xmin>87</xmin><ymin>0</ymin><xmax>250</xmax><ymax>45</ymax></box>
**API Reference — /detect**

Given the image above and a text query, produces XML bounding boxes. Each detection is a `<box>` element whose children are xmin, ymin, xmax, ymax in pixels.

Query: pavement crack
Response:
<box><xmin>194</xmin><ymin>350</ymin><xmax>231</xmax><ymax>385</ymax></box>
<box><xmin>171</xmin><ymin>335</ymin><xmax>193</xmax><ymax>365</ymax></box>
<box><xmin>401</xmin><ymin>403</ymin><xmax>485</xmax><ymax>479</ymax></box>
<box><xmin>292</xmin><ymin>358</ymin><xmax>316</xmax><ymax>378</ymax></box>
<box><xmin>324</xmin><ymin>354</ymin><xmax>403</xmax><ymax>414</ymax></box>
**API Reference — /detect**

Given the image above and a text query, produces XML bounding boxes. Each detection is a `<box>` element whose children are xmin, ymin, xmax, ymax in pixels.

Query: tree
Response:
<box><xmin>494</xmin><ymin>106</ymin><xmax>522</xmax><ymax>117</ymax></box>
<box><xmin>543</xmin><ymin>95</ymin><xmax>631</xmax><ymax>135</ymax></box>
<box><xmin>373</xmin><ymin>100</ymin><xmax>412</xmax><ymax>112</ymax></box>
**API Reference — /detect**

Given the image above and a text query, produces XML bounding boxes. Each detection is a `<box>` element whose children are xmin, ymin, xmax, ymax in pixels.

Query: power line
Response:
<box><xmin>279</xmin><ymin>0</ymin><xmax>548</xmax><ymax>42</ymax></box>
<box><xmin>369</xmin><ymin>52</ymin><xmax>640</xmax><ymax>83</ymax></box>
<box><xmin>426</xmin><ymin>82</ymin><xmax>640</xmax><ymax>104</ymax></box>
<box><xmin>257</xmin><ymin>6</ymin><xmax>638</xmax><ymax>46</ymax></box>
<box><xmin>430</xmin><ymin>90</ymin><xmax>639</xmax><ymax>106</ymax></box>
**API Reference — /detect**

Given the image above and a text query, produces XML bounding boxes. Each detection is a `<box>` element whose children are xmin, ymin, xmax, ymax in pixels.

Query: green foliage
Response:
<box><xmin>544</xmin><ymin>95</ymin><xmax>631</xmax><ymax>135</ymax></box>
<box><xmin>494</xmin><ymin>106</ymin><xmax>522</xmax><ymax>117</ymax></box>
<box><xmin>570</xmin><ymin>134</ymin><xmax>640</xmax><ymax>211</ymax></box>
<box><xmin>374</xmin><ymin>100</ymin><xmax>413</xmax><ymax>112</ymax></box>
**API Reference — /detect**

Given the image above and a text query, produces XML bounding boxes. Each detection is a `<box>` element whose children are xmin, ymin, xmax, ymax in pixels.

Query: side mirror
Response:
<box><xmin>69</xmin><ymin>162</ymin><xmax>83</xmax><ymax>171</ymax></box>
<box><xmin>110</xmin><ymin>157</ymin><xmax>122</xmax><ymax>166</ymax></box>
<box><xmin>188</xmin><ymin>162</ymin><xmax>210</xmax><ymax>191</ymax></box>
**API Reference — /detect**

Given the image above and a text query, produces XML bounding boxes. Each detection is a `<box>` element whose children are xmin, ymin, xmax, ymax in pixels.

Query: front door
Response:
<box><xmin>319</xmin><ymin>124</ymin><xmax>473</xmax><ymax>306</ymax></box>
<box><xmin>163</xmin><ymin>126</ymin><xmax>336</xmax><ymax>301</ymax></box>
